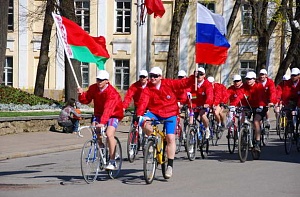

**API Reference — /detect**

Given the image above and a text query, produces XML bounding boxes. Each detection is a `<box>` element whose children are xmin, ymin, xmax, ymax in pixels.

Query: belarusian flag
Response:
<box><xmin>52</xmin><ymin>13</ymin><xmax>109</xmax><ymax>70</ymax></box>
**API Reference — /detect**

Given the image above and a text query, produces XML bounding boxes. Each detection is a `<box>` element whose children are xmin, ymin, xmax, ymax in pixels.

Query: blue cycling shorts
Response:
<box><xmin>142</xmin><ymin>111</ymin><xmax>177</xmax><ymax>135</ymax></box>
<box><xmin>92</xmin><ymin>116</ymin><xmax>119</xmax><ymax>128</ymax></box>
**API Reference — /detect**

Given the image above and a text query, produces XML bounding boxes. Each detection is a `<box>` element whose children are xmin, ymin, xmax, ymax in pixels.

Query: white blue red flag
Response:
<box><xmin>196</xmin><ymin>3</ymin><xmax>230</xmax><ymax>65</ymax></box>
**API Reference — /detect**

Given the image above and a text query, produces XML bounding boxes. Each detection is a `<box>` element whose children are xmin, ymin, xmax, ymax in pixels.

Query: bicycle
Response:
<box><xmin>80</xmin><ymin>126</ymin><xmax>122</xmax><ymax>184</ymax></box>
<box><xmin>208</xmin><ymin>109</ymin><xmax>218</xmax><ymax>146</ymax></box>
<box><xmin>276</xmin><ymin>104</ymin><xmax>287</xmax><ymax>141</ymax></box>
<box><xmin>238</xmin><ymin>107</ymin><xmax>261</xmax><ymax>162</ymax></box>
<box><xmin>143</xmin><ymin>119</ymin><xmax>172</xmax><ymax>184</ymax></box>
<box><xmin>175</xmin><ymin>105</ymin><xmax>189</xmax><ymax>153</ymax></box>
<box><xmin>284</xmin><ymin>106</ymin><xmax>300</xmax><ymax>154</ymax></box>
<box><xmin>260</xmin><ymin>106</ymin><xmax>273</xmax><ymax>146</ymax></box>
<box><xmin>226</xmin><ymin>106</ymin><xmax>242</xmax><ymax>154</ymax></box>
<box><xmin>185</xmin><ymin>107</ymin><xmax>209</xmax><ymax>161</ymax></box>
<box><xmin>125</xmin><ymin>110</ymin><xmax>146</xmax><ymax>163</ymax></box>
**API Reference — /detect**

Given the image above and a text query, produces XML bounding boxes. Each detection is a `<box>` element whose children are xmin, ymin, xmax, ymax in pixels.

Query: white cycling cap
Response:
<box><xmin>259</xmin><ymin>69</ymin><xmax>268</xmax><ymax>75</ymax></box>
<box><xmin>149</xmin><ymin>67</ymin><xmax>162</xmax><ymax>75</ymax></box>
<box><xmin>233</xmin><ymin>74</ymin><xmax>242</xmax><ymax>81</ymax></box>
<box><xmin>178</xmin><ymin>70</ymin><xmax>187</xmax><ymax>77</ymax></box>
<box><xmin>96</xmin><ymin>70</ymin><xmax>109</xmax><ymax>80</ymax></box>
<box><xmin>139</xmin><ymin>70</ymin><xmax>148</xmax><ymax>76</ymax></box>
<box><xmin>291</xmin><ymin>67</ymin><xmax>300</xmax><ymax>75</ymax></box>
<box><xmin>207</xmin><ymin>76</ymin><xmax>215</xmax><ymax>83</ymax></box>
<box><xmin>245</xmin><ymin>71</ymin><xmax>256</xmax><ymax>79</ymax></box>
<box><xmin>198</xmin><ymin>67</ymin><xmax>205</xmax><ymax>74</ymax></box>
<box><xmin>282</xmin><ymin>74</ymin><xmax>290</xmax><ymax>81</ymax></box>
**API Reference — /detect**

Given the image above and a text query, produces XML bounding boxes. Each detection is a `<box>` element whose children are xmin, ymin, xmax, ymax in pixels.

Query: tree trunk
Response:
<box><xmin>226</xmin><ymin>0</ymin><xmax>241</xmax><ymax>39</ymax></box>
<box><xmin>0</xmin><ymin>0</ymin><xmax>9</xmax><ymax>85</ymax></box>
<box><xmin>34</xmin><ymin>0</ymin><xmax>55</xmax><ymax>97</ymax></box>
<box><xmin>60</xmin><ymin>0</ymin><xmax>82</xmax><ymax>102</ymax></box>
<box><xmin>166</xmin><ymin>0</ymin><xmax>189</xmax><ymax>78</ymax></box>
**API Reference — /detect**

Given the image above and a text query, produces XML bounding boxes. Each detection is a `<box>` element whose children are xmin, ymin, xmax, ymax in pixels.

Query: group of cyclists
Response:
<box><xmin>76</xmin><ymin>66</ymin><xmax>300</xmax><ymax>179</ymax></box>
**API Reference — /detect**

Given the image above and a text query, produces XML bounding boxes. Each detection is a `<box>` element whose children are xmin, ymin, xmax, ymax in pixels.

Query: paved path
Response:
<box><xmin>0</xmin><ymin>125</ymin><xmax>129</xmax><ymax>161</ymax></box>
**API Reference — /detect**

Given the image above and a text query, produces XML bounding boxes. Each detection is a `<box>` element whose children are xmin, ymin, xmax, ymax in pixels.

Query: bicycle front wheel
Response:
<box><xmin>161</xmin><ymin>140</ymin><xmax>169</xmax><ymax>179</ymax></box>
<box><xmin>108</xmin><ymin>136</ymin><xmax>122</xmax><ymax>179</ymax></box>
<box><xmin>175</xmin><ymin>125</ymin><xmax>182</xmax><ymax>154</ymax></box>
<box><xmin>186</xmin><ymin>126</ymin><xmax>197</xmax><ymax>161</ymax></box>
<box><xmin>143</xmin><ymin>139</ymin><xmax>157</xmax><ymax>184</ymax></box>
<box><xmin>127</xmin><ymin>127</ymin><xmax>138</xmax><ymax>163</ymax></box>
<box><xmin>284</xmin><ymin>123</ymin><xmax>293</xmax><ymax>154</ymax></box>
<box><xmin>227</xmin><ymin>125</ymin><xmax>236</xmax><ymax>154</ymax></box>
<box><xmin>238</xmin><ymin>127</ymin><xmax>249</xmax><ymax>163</ymax></box>
<box><xmin>81</xmin><ymin>139</ymin><xmax>100</xmax><ymax>184</ymax></box>
<box><xmin>261</xmin><ymin>126</ymin><xmax>270</xmax><ymax>146</ymax></box>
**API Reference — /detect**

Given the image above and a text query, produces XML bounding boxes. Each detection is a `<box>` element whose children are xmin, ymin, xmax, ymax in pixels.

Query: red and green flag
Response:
<box><xmin>52</xmin><ymin>13</ymin><xmax>109</xmax><ymax>70</ymax></box>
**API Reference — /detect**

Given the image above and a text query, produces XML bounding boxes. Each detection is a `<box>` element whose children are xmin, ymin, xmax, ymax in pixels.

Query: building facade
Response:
<box><xmin>3</xmin><ymin>0</ymin><xmax>283</xmax><ymax>100</ymax></box>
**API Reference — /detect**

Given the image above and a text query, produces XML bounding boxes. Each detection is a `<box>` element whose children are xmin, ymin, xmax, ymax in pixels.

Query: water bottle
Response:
<box><xmin>157</xmin><ymin>135</ymin><xmax>162</xmax><ymax>152</ymax></box>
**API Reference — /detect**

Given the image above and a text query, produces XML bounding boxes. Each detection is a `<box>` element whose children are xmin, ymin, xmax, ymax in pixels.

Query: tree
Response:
<box><xmin>59</xmin><ymin>0</ymin><xmax>82</xmax><ymax>102</ymax></box>
<box><xmin>34</xmin><ymin>0</ymin><xmax>55</xmax><ymax>97</ymax></box>
<box><xmin>249</xmin><ymin>0</ymin><xmax>287</xmax><ymax>74</ymax></box>
<box><xmin>0</xmin><ymin>0</ymin><xmax>9</xmax><ymax>85</ymax></box>
<box><xmin>275</xmin><ymin>0</ymin><xmax>300</xmax><ymax>84</ymax></box>
<box><xmin>166</xmin><ymin>0</ymin><xmax>190</xmax><ymax>78</ymax></box>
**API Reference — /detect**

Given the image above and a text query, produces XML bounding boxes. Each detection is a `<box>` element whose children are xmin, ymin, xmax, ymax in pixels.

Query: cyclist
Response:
<box><xmin>257</xmin><ymin>68</ymin><xmax>277</xmax><ymax>128</ymax></box>
<box><xmin>189</xmin><ymin>67</ymin><xmax>214</xmax><ymax>139</ymax></box>
<box><xmin>175</xmin><ymin>70</ymin><xmax>190</xmax><ymax>108</ymax></box>
<box><xmin>242</xmin><ymin>71</ymin><xmax>269</xmax><ymax>152</ymax></box>
<box><xmin>135</xmin><ymin>66</ymin><xmax>195</xmax><ymax>179</ymax></box>
<box><xmin>123</xmin><ymin>69</ymin><xmax>149</xmax><ymax>111</ymax></box>
<box><xmin>226</xmin><ymin>74</ymin><xmax>245</xmax><ymax>128</ymax></box>
<box><xmin>275</xmin><ymin>74</ymin><xmax>290</xmax><ymax>118</ymax></box>
<box><xmin>77</xmin><ymin>70</ymin><xmax>124</xmax><ymax>170</ymax></box>
<box><xmin>207</xmin><ymin>76</ymin><xmax>227</xmax><ymax>131</ymax></box>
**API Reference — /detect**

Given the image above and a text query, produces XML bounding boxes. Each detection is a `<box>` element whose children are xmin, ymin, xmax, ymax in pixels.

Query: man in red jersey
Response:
<box><xmin>207</xmin><ymin>76</ymin><xmax>227</xmax><ymax>131</ymax></box>
<box><xmin>242</xmin><ymin>71</ymin><xmax>267</xmax><ymax>151</ymax></box>
<box><xmin>135</xmin><ymin>66</ymin><xmax>195</xmax><ymax>179</ymax></box>
<box><xmin>226</xmin><ymin>74</ymin><xmax>245</xmax><ymax>128</ymax></box>
<box><xmin>275</xmin><ymin>74</ymin><xmax>290</xmax><ymax>117</ymax></box>
<box><xmin>257</xmin><ymin>68</ymin><xmax>277</xmax><ymax>127</ymax></box>
<box><xmin>190</xmin><ymin>67</ymin><xmax>214</xmax><ymax>139</ymax></box>
<box><xmin>123</xmin><ymin>69</ymin><xmax>148</xmax><ymax>111</ymax></box>
<box><xmin>77</xmin><ymin>70</ymin><xmax>124</xmax><ymax>170</ymax></box>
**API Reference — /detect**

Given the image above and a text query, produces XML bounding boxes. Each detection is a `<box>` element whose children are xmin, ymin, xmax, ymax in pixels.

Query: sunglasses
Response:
<box><xmin>197</xmin><ymin>72</ymin><xmax>204</xmax><ymax>77</ymax></box>
<box><xmin>139</xmin><ymin>75</ymin><xmax>147</xmax><ymax>79</ymax></box>
<box><xmin>178</xmin><ymin>76</ymin><xmax>184</xmax><ymax>79</ymax></box>
<box><xmin>245</xmin><ymin>78</ymin><xmax>254</xmax><ymax>80</ymax></box>
<box><xmin>149</xmin><ymin>74</ymin><xmax>160</xmax><ymax>78</ymax></box>
<box><xmin>291</xmin><ymin>74</ymin><xmax>298</xmax><ymax>77</ymax></box>
<box><xmin>233</xmin><ymin>80</ymin><xmax>241</xmax><ymax>83</ymax></box>
<box><xmin>97</xmin><ymin>78</ymin><xmax>107</xmax><ymax>82</ymax></box>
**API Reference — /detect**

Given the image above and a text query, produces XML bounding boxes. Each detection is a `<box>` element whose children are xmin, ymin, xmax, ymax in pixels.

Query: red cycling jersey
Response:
<box><xmin>136</xmin><ymin>76</ymin><xmax>194</xmax><ymax>118</ymax></box>
<box><xmin>259</xmin><ymin>77</ymin><xmax>277</xmax><ymax>104</ymax></box>
<box><xmin>190</xmin><ymin>79</ymin><xmax>214</xmax><ymax>108</ymax></box>
<box><xmin>212</xmin><ymin>83</ymin><xmax>227</xmax><ymax>106</ymax></box>
<box><xmin>227</xmin><ymin>84</ymin><xmax>245</xmax><ymax>106</ymax></box>
<box><xmin>123</xmin><ymin>80</ymin><xmax>147</xmax><ymax>109</ymax></box>
<box><xmin>78</xmin><ymin>83</ymin><xmax>124</xmax><ymax>124</ymax></box>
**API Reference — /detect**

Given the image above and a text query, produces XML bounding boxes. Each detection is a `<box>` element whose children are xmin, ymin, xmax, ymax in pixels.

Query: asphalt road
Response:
<box><xmin>0</xmin><ymin>132</ymin><xmax>299</xmax><ymax>197</ymax></box>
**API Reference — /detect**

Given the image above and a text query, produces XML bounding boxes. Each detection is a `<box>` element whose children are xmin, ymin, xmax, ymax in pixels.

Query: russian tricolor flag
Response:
<box><xmin>196</xmin><ymin>3</ymin><xmax>230</xmax><ymax>65</ymax></box>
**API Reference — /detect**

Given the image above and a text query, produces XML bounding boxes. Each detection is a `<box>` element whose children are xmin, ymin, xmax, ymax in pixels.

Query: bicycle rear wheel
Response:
<box><xmin>186</xmin><ymin>126</ymin><xmax>196</xmax><ymax>161</ymax></box>
<box><xmin>175</xmin><ymin>124</ymin><xmax>182</xmax><ymax>154</ymax></box>
<box><xmin>284</xmin><ymin>123</ymin><xmax>293</xmax><ymax>154</ymax></box>
<box><xmin>238</xmin><ymin>127</ymin><xmax>249</xmax><ymax>163</ymax></box>
<box><xmin>127</xmin><ymin>126</ymin><xmax>138</xmax><ymax>163</ymax></box>
<box><xmin>276</xmin><ymin>114</ymin><xmax>284</xmax><ymax>140</ymax></box>
<box><xmin>261</xmin><ymin>126</ymin><xmax>270</xmax><ymax>146</ymax></box>
<box><xmin>81</xmin><ymin>139</ymin><xmax>100</xmax><ymax>184</ymax></box>
<box><xmin>227</xmin><ymin>125</ymin><xmax>236</xmax><ymax>154</ymax></box>
<box><xmin>143</xmin><ymin>139</ymin><xmax>157</xmax><ymax>184</ymax></box>
<box><xmin>108</xmin><ymin>137</ymin><xmax>122</xmax><ymax>179</ymax></box>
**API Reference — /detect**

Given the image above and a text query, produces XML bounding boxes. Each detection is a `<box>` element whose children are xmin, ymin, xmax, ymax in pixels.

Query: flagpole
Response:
<box><xmin>52</xmin><ymin>13</ymin><xmax>80</xmax><ymax>88</ymax></box>
<box><xmin>195</xmin><ymin>2</ymin><xmax>198</xmax><ymax>91</ymax></box>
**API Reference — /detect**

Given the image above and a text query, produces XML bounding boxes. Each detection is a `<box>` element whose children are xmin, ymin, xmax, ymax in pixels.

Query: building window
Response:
<box><xmin>115</xmin><ymin>0</ymin><xmax>131</xmax><ymax>33</ymax></box>
<box><xmin>201</xmin><ymin>2</ymin><xmax>215</xmax><ymax>13</ymax></box>
<box><xmin>242</xmin><ymin>4</ymin><xmax>255</xmax><ymax>35</ymax></box>
<box><xmin>115</xmin><ymin>59</ymin><xmax>129</xmax><ymax>90</ymax></box>
<box><xmin>8</xmin><ymin>0</ymin><xmax>13</xmax><ymax>31</ymax></box>
<box><xmin>2</xmin><ymin>57</ymin><xmax>13</xmax><ymax>86</ymax></box>
<box><xmin>240</xmin><ymin>61</ymin><xmax>256</xmax><ymax>79</ymax></box>
<box><xmin>75</xmin><ymin>0</ymin><xmax>90</xmax><ymax>32</ymax></box>
<box><xmin>81</xmin><ymin>63</ymin><xmax>89</xmax><ymax>88</ymax></box>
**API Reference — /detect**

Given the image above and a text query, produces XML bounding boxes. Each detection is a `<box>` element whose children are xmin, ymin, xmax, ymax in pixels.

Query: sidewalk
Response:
<box><xmin>0</xmin><ymin>125</ymin><xmax>129</xmax><ymax>161</ymax></box>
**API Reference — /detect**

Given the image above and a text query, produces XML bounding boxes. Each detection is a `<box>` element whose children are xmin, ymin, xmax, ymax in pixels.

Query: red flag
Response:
<box><xmin>145</xmin><ymin>0</ymin><xmax>165</xmax><ymax>18</ymax></box>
